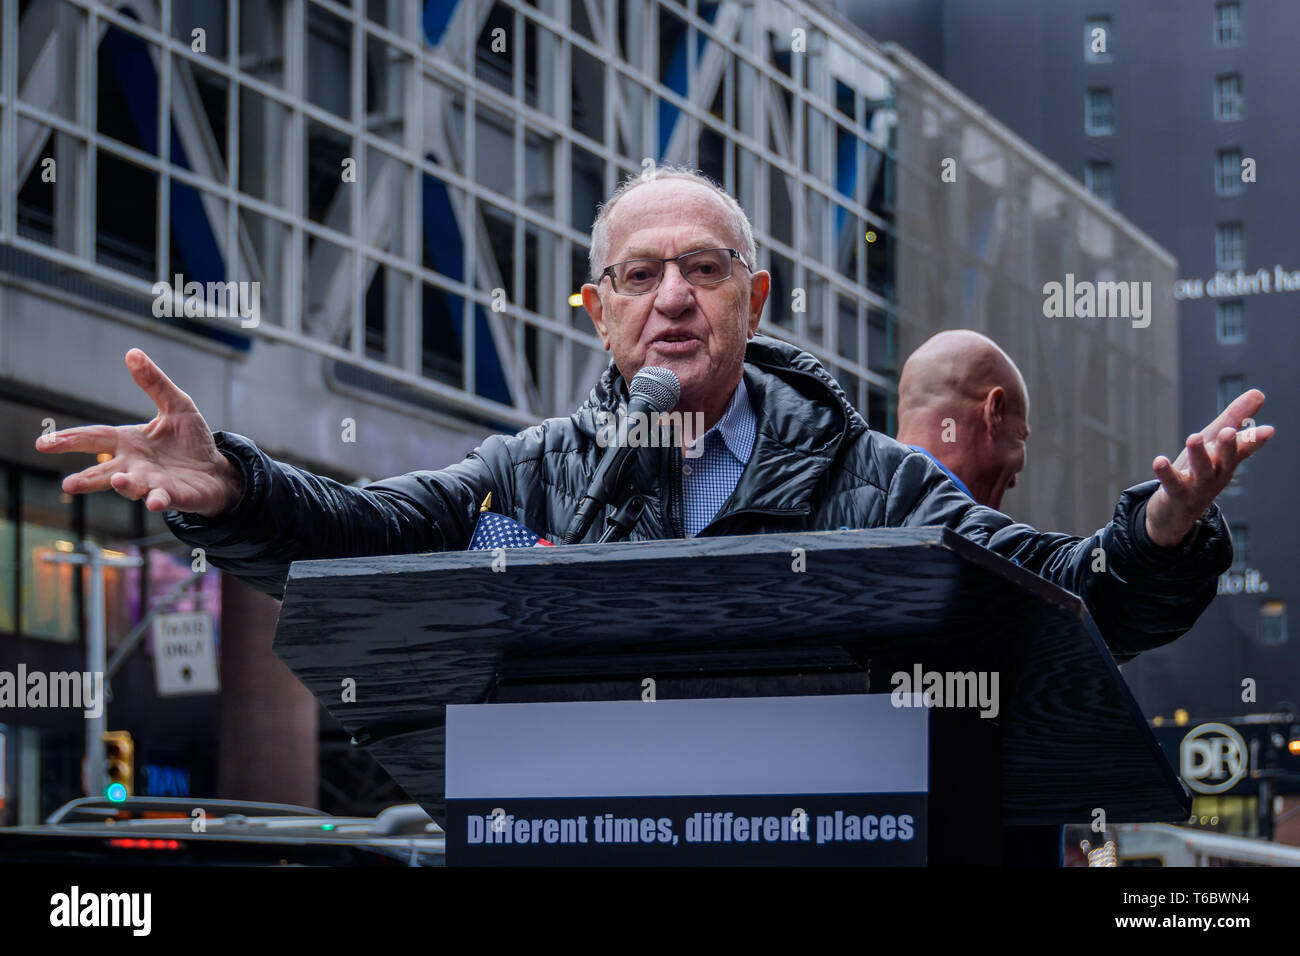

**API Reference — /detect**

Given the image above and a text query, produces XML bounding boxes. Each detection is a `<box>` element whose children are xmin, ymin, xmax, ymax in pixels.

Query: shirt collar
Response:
<box><xmin>908</xmin><ymin>445</ymin><xmax>973</xmax><ymax>499</ymax></box>
<box><xmin>699</xmin><ymin>375</ymin><xmax>757</xmax><ymax>464</ymax></box>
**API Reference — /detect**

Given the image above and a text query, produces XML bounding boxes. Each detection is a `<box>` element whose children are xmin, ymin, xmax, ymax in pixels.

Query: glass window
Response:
<box><xmin>1227</xmin><ymin>521</ymin><xmax>1248</xmax><ymax>568</ymax></box>
<box><xmin>16</xmin><ymin>120</ymin><xmax>81</xmax><ymax>253</ymax></box>
<box><xmin>571</xmin><ymin>47</ymin><xmax>605</xmax><ymax>143</ymax></box>
<box><xmin>475</xmin><ymin>2</ymin><xmax>514</xmax><ymax>96</ymax></box>
<box><xmin>1216</xmin><ymin>149</ymin><xmax>1243</xmax><ymax>195</ymax></box>
<box><xmin>97</xmin><ymin>24</ymin><xmax>159</xmax><ymax>156</ymax></box>
<box><xmin>18</xmin><ymin>0</ymin><xmax>83</xmax><ymax>121</ymax></box>
<box><xmin>1085</xmin><ymin>160</ymin><xmax>1114</xmax><ymax>205</ymax></box>
<box><xmin>1085</xmin><ymin>88</ymin><xmax>1113</xmax><ymax>135</ymax></box>
<box><xmin>172</xmin><ymin>1</ymin><xmax>228</xmax><ymax>59</ymax></box>
<box><xmin>306</xmin><ymin>3</ymin><xmax>352</xmax><ymax>119</ymax></box>
<box><xmin>570</xmin><ymin>145</ymin><xmax>604</xmax><ymax>232</ymax></box>
<box><xmin>1257</xmin><ymin>601</ymin><xmax>1287</xmax><ymax>646</ymax></box>
<box><xmin>474</xmin><ymin>105</ymin><xmax>516</xmax><ymax>200</ymax></box>
<box><xmin>1216</xmin><ymin>300</ymin><xmax>1245</xmax><ymax>343</ymax></box>
<box><xmin>1215</xmin><ymin>222</ymin><xmax>1243</xmax><ymax>270</ymax></box>
<box><xmin>1214</xmin><ymin>74</ymin><xmax>1243</xmax><ymax>121</ymax></box>
<box><xmin>523</xmin><ymin>20</ymin><xmax>559</xmax><ymax>116</ymax></box>
<box><xmin>95</xmin><ymin>154</ymin><xmax>157</xmax><ymax>279</ymax></box>
<box><xmin>366</xmin><ymin>38</ymin><xmax>411</xmax><ymax>145</ymax></box>
<box><xmin>238</xmin><ymin>86</ymin><xmax>288</xmax><ymax>205</ymax></box>
<box><xmin>237</xmin><ymin>205</ymin><xmax>288</xmax><ymax>326</ymax></box>
<box><xmin>20</xmin><ymin>473</ymin><xmax>78</xmax><ymax>643</ymax></box>
<box><xmin>241</xmin><ymin>0</ymin><xmax>287</xmax><ymax>88</ymax></box>
<box><xmin>1215</xmin><ymin>2</ymin><xmax>1242</xmax><ymax>47</ymax></box>
<box><xmin>305</xmin><ymin>119</ymin><xmax>352</xmax><ymax>230</ymax></box>
<box><xmin>1084</xmin><ymin>16</ymin><xmax>1111</xmax><ymax>62</ymax></box>
<box><xmin>422</xmin><ymin>282</ymin><xmax>465</xmax><ymax>388</ymax></box>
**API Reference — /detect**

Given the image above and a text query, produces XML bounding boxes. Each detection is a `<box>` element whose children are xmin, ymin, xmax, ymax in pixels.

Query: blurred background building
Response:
<box><xmin>1</xmin><ymin>0</ymin><xmax>1177</xmax><ymax>825</ymax></box>
<box><xmin>843</xmin><ymin>0</ymin><xmax>1298</xmax><ymax>839</ymax></box>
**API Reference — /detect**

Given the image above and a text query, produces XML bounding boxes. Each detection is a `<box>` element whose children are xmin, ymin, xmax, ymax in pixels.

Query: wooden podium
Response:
<box><xmin>272</xmin><ymin>527</ymin><xmax>1188</xmax><ymax>865</ymax></box>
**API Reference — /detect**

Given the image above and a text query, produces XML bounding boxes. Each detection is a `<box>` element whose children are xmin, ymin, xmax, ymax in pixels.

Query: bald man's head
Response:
<box><xmin>895</xmin><ymin>330</ymin><xmax>1030</xmax><ymax>510</ymax></box>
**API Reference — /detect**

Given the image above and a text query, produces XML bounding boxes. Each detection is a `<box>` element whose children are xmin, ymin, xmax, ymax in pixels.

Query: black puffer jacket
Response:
<box><xmin>165</xmin><ymin>334</ymin><xmax>1231</xmax><ymax>661</ymax></box>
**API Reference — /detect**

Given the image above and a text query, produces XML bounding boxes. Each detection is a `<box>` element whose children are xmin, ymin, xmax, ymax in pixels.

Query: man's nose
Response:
<box><xmin>654</xmin><ymin>262</ymin><xmax>695</xmax><ymax>311</ymax></box>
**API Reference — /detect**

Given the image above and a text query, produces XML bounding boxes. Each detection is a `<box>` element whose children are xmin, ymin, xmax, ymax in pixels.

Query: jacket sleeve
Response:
<box><xmin>884</xmin><ymin>450</ymin><xmax>1233</xmax><ymax>663</ymax></box>
<box><xmin>162</xmin><ymin>430</ymin><xmax>500</xmax><ymax>600</ymax></box>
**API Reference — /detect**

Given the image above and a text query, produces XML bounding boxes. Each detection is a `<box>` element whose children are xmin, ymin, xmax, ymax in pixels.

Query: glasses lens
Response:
<box><xmin>680</xmin><ymin>249</ymin><xmax>732</xmax><ymax>285</ymax></box>
<box><xmin>613</xmin><ymin>259</ymin><xmax>663</xmax><ymax>294</ymax></box>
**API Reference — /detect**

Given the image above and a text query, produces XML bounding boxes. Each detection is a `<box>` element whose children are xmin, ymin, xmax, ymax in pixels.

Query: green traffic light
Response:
<box><xmin>320</xmin><ymin>823</ymin><xmax>336</xmax><ymax>831</ymax></box>
<box><xmin>105</xmin><ymin>782</ymin><xmax>128</xmax><ymax>803</ymax></box>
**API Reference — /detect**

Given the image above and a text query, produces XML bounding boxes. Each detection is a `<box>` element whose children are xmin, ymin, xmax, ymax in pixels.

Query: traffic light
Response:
<box><xmin>102</xmin><ymin>730</ymin><xmax>134</xmax><ymax>800</ymax></box>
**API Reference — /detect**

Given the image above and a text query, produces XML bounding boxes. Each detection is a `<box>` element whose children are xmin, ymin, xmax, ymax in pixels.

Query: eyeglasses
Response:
<box><xmin>598</xmin><ymin>248</ymin><xmax>750</xmax><ymax>295</ymax></box>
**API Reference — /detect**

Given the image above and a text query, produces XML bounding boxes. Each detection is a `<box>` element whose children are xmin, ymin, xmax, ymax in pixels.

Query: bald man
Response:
<box><xmin>895</xmin><ymin>330</ymin><xmax>1030</xmax><ymax>510</ymax></box>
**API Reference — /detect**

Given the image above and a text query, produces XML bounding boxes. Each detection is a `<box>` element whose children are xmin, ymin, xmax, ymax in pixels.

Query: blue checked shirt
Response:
<box><xmin>680</xmin><ymin>376</ymin><xmax>758</xmax><ymax>536</ymax></box>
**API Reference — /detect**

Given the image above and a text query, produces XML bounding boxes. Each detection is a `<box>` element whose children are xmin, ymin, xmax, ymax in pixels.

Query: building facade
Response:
<box><xmin>0</xmin><ymin>0</ymin><xmax>1173</xmax><ymax>823</ymax></box>
<box><xmin>842</xmin><ymin>0</ymin><xmax>1297</xmax><ymax>731</ymax></box>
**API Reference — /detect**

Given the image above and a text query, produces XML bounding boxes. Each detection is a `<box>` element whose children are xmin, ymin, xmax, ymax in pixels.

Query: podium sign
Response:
<box><xmin>445</xmin><ymin>694</ymin><xmax>927</xmax><ymax>865</ymax></box>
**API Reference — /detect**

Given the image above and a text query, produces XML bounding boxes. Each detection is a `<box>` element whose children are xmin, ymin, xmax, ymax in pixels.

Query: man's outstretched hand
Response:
<box><xmin>35</xmin><ymin>349</ymin><xmax>243</xmax><ymax>518</ymax></box>
<box><xmin>1145</xmin><ymin>388</ymin><xmax>1274</xmax><ymax>548</ymax></box>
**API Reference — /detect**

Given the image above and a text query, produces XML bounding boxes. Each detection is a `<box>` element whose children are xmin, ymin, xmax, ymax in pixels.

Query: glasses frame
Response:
<box><xmin>598</xmin><ymin>247</ymin><xmax>752</xmax><ymax>295</ymax></box>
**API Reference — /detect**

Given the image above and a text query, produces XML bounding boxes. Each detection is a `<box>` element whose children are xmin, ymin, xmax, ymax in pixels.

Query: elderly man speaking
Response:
<box><xmin>38</xmin><ymin>166</ymin><xmax>1270</xmax><ymax>666</ymax></box>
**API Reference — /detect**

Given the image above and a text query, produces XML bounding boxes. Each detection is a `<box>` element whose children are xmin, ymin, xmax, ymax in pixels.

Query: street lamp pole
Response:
<box><xmin>43</xmin><ymin>542</ymin><xmax>142</xmax><ymax>797</ymax></box>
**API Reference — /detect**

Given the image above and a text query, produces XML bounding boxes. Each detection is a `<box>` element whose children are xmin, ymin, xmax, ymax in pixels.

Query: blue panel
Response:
<box><xmin>170</xmin><ymin>180</ymin><xmax>225</xmax><ymax>283</ymax></box>
<box><xmin>423</xmin><ymin>171</ymin><xmax>511</xmax><ymax>405</ymax></box>
<box><xmin>836</xmin><ymin>129</ymin><xmax>857</xmax><ymax>199</ymax></box>
<box><xmin>423</xmin><ymin>0</ymin><xmax>460</xmax><ymax>47</ymax></box>
<box><xmin>474</xmin><ymin>306</ymin><xmax>511</xmax><ymax>405</ymax></box>
<box><xmin>101</xmin><ymin>25</ymin><xmax>158</xmax><ymax>154</ymax></box>
<box><xmin>659</xmin><ymin>25</ymin><xmax>688</xmax><ymax>158</ymax></box>
<box><xmin>423</xmin><ymin>171</ymin><xmax>463</xmax><ymax>283</ymax></box>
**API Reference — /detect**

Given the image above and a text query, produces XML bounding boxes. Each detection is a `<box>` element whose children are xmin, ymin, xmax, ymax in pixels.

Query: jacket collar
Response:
<box><xmin>575</xmin><ymin>334</ymin><xmax>866</xmax><ymax>516</ymax></box>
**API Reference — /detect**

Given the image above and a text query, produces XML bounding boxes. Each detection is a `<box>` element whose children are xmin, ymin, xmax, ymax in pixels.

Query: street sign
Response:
<box><xmin>152</xmin><ymin>612</ymin><xmax>219</xmax><ymax>696</ymax></box>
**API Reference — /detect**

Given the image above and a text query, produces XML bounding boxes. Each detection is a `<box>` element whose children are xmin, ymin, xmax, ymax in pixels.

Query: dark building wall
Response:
<box><xmin>846</xmin><ymin>0</ymin><xmax>1299</xmax><ymax>720</ymax></box>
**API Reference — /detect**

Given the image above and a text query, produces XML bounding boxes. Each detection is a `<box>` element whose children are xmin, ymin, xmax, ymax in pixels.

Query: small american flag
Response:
<box><xmin>467</xmin><ymin>493</ymin><xmax>554</xmax><ymax>550</ymax></box>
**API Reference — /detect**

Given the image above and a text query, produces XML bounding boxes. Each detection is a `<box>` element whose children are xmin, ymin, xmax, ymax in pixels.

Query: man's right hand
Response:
<box><xmin>35</xmin><ymin>348</ymin><xmax>244</xmax><ymax>518</ymax></box>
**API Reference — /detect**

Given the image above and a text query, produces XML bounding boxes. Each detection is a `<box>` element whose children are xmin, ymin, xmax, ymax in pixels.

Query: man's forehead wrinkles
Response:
<box><xmin>618</xmin><ymin>237</ymin><xmax>726</xmax><ymax>260</ymax></box>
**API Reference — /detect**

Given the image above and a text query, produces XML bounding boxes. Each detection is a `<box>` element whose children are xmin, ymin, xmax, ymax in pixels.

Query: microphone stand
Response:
<box><xmin>596</xmin><ymin>492</ymin><xmax>646</xmax><ymax>544</ymax></box>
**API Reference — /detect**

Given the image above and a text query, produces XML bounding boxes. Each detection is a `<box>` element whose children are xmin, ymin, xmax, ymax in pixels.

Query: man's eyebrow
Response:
<box><xmin>616</xmin><ymin>240</ymin><xmax>727</xmax><ymax>260</ymax></box>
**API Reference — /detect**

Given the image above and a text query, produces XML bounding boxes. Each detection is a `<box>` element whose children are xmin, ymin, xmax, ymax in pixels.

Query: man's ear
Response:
<box><xmin>747</xmin><ymin>269</ymin><xmax>771</xmax><ymax>337</ymax></box>
<box><xmin>582</xmin><ymin>283</ymin><xmax>612</xmax><ymax>350</ymax></box>
<box><xmin>984</xmin><ymin>386</ymin><xmax>1007</xmax><ymax>437</ymax></box>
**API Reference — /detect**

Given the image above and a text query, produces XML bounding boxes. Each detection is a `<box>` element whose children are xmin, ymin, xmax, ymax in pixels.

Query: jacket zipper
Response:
<box><xmin>668</xmin><ymin>444</ymin><xmax>685</xmax><ymax>539</ymax></box>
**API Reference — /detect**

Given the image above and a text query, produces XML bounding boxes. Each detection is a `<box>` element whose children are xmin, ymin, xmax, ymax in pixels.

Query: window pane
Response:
<box><xmin>97</xmin><ymin>25</ymin><xmax>159</xmax><ymax>155</ymax></box>
<box><xmin>241</xmin><ymin>0</ymin><xmax>287</xmax><ymax>87</ymax></box>
<box><xmin>172</xmin><ymin>0</ymin><xmax>228</xmax><ymax>59</ymax></box>
<box><xmin>307</xmin><ymin>3</ymin><xmax>352</xmax><ymax>119</ymax></box>
<box><xmin>96</xmin><ymin>154</ymin><xmax>157</xmax><ymax>279</ymax></box>
<box><xmin>1216</xmin><ymin>300</ymin><xmax>1245</xmax><ymax>343</ymax></box>
<box><xmin>21</xmin><ymin>473</ymin><xmax>77</xmax><ymax>643</ymax></box>
<box><xmin>239</xmin><ymin>86</ymin><xmax>287</xmax><ymax>205</ymax></box>
<box><xmin>305</xmin><ymin>119</ymin><xmax>351</xmax><ymax>230</ymax></box>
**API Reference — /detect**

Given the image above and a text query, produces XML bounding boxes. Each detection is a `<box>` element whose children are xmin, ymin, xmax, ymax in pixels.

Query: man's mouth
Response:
<box><xmin>650</xmin><ymin>333</ymin><xmax>700</xmax><ymax>356</ymax></box>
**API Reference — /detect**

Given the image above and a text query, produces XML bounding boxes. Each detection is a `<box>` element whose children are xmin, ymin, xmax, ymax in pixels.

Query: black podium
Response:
<box><xmin>272</xmin><ymin>527</ymin><xmax>1188</xmax><ymax>865</ymax></box>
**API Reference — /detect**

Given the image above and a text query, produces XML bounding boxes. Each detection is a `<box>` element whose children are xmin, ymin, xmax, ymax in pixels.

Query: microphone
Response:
<box><xmin>562</xmin><ymin>366</ymin><xmax>680</xmax><ymax>544</ymax></box>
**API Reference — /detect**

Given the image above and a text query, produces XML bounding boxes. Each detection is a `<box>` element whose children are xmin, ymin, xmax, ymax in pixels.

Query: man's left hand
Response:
<box><xmin>1145</xmin><ymin>389</ymin><xmax>1274</xmax><ymax>548</ymax></box>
